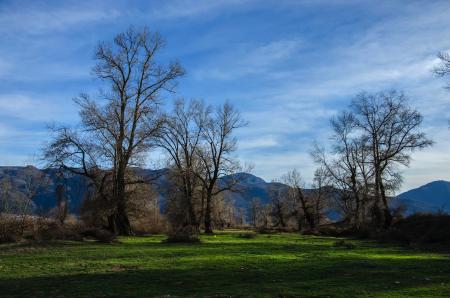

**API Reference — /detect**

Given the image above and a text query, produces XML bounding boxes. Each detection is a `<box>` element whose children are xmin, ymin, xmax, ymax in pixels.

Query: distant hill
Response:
<box><xmin>0</xmin><ymin>166</ymin><xmax>90</xmax><ymax>214</ymax></box>
<box><xmin>393</xmin><ymin>180</ymin><xmax>450</xmax><ymax>214</ymax></box>
<box><xmin>220</xmin><ymin>172</ymin><xmax>287</xmax><ymax>210</ymax></box>
<box><xmin>1</xmin><ymin>166</ymin><xmax>448</xmax><ymax>218</ymax></box>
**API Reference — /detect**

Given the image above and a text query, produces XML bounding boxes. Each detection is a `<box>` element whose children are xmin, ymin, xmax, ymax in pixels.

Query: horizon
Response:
<box><xmin>1</xmin><ymin>0</ymin><xmax>450</xmax><ymax>192</ymax></box>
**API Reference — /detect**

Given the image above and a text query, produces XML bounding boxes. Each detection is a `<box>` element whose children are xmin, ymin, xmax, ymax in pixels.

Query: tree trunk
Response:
<box><xmin>373</xmin><ymin>168</ymin><xmax>383</xmax><ymax>228</ymax></box>
<box><xmin>204</xmin><ymin>193</ymin><xmax>213</xmax><ymax>234</ymax></box>
<box><xmin>297</xmin><ymin>188</ymin><xmax>315</xmax><ymax>231</ymax></box>
<box><xmin>110</xmin><ymin>167</ymin><xmax>133</xmax><ymax>235</ymax></box>
<box><xmin>108</xmin><ymin>204</ymin><xmax>132</xmax><ymax>236</ymax></box>
<box><xmin>354</xmin><ymin>195</ymin><xmax>360</xmax><ymax>229</ymax></box>
<box><xmin>296</xmin><ymin>213</ymin><xmax>302</xmax><ymax>232</ymax></box>
<box><xmin>380</xmin><ymin>179</ymin><xmax>392</xmax><ymax>228</ymax></box>
<box><xmin>278</xmin><ymin>207</ymin><xmax>286</xmax><ymax>228</ymax></box>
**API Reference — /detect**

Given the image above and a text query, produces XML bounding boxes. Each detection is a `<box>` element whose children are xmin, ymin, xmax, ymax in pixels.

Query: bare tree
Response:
<box><xmin>268</xmin><ymin>181</ymin><xmax>288</xmax><ymax>228</ymax></box>
<box><xmin>20</xmin><ymin>166</ymin><xmax>49</xmax><ymax>237</ymax></box>
<box><xmin>314</xmin><ymin>91</ymin><xmax>432</xmax><ymax>229</ymax></box>
<box><xmin>249</xmin><ymin>197</ymin><xmax>262</xmax><ymax>229</ymax></box>
<box><xmin>196</xmin><ymin>102</ymin><xmax>245</xmax><ymax>234</ymax></box>
<box><xmin>283</xmin><ymin>169</ymin><xmax>316</xmax><ymax>231</ymax></box>
<box><xmin>310</xmin><ymin>167</ymin><xmax>332</xmax><ymax>226</ymax></box>
<box><xmin>311</xmin><ymin>112</ymin><xmax>370</xmax><ymax>227</ymax></box>
<box><xmin>351</xmin><ymin>91</ymin><xmax>432</xmax><ymax>228</ymax></box>
<box><xmin>44</xmin><ymin>27</ymin><xmax>183</xmax><ymax>235</ymax></box>
<box><xmin>157</xmin><ymin>99</ymin><xmax>209</xmax><ymax>241</ymax></box>
<box><xmin>54</xmin><ymin>170</ymin><xmax>68</xmax><ymax>225</ymax></box>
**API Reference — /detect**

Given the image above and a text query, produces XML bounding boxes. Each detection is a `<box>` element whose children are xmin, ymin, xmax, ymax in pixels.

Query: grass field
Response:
<box><xmin>0</xmin><ymin>231</ymin><xmax>449</xmax><ymax>297</ymax></box>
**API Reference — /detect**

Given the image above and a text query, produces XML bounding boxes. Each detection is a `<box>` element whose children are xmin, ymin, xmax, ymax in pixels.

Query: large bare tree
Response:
<box><xmin>313</xmin><ymin>91</ymin><xmax>431</xmax><ymax>229</ymax></box>
<box><xmin>351</xmin><ymin>91</ymin><xmax>432</xmax><ymax>228</ymax></box>
<box><xmin>44</xmin><ymin>27</ymin><xmax>183</xmax><ymax>235</ymax></box>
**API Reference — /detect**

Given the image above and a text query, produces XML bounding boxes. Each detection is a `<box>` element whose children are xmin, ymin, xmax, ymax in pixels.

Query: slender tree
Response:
<box><xmin>310</xmin><ymin>167</ymin><xmax>332</xmax><ymax>226</ymax></box>
<box><xmin>268</xmin><ymin>181</ymin><xmax>288</xmax><ymax>228</ymax></box>
<box><xmin>196</xmin><ymin>102</ymin><xmax>245</xmax><ymax>234</ymax></box>
<box><xmin>283</xmin><ymin>169</ymin><xmax>316</xmax><ymax>231</ymax></box>
<box><xmin>312</xmin><ymin>112</ymin><xmax>369</xmax><ymax>227</ymax></box>
<box><xmin>157</xmin><ymin>99</ymin><xmax>209</xmax><ymax>240</ymax></box>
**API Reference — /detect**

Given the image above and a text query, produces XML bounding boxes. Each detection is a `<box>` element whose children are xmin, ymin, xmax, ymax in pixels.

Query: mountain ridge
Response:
<box><xmin>0</xmin><ymin>166</ymin><xmax>449</xmax><ymax>216</ymax></box>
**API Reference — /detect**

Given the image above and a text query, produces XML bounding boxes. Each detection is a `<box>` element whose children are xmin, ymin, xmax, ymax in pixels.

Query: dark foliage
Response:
<box><xmin>382</xmin><ymin>213</ymin><xmax>450</xmax><ymax>247</ymax></box>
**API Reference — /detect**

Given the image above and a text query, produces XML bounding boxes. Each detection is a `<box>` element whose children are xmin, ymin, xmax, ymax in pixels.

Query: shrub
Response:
<box><xmin>131</xmin><ymin>216</ymin><xmax>168</xmax><ymax>235</ymax></box>
<box><xmin>0</xmin><ymin>215</ymin><xmax>21</xmax><ymax>243</ymax></box>
<box><xmin>383</xmin><ymin>213</ymin><xmax>450</xmax><ymax>246</ymax></box>
<box><xmin>80</xmin><ymin>228</ymin><xmax>117</xmax><ymax>243</ymax></box>
<box><xmin>0</xmin><ymin>213</ymin><xmax>124</xmax><ymax>243</ymax></box>
<box><xmin>31</xmin><ymin>219</ymin><xmax>85</xmax><ymax>242</ymax></box>
<box><xmin>165</xmin><ymin>224</ymin><xmax>201</xmax><ymax>243</ymax></box>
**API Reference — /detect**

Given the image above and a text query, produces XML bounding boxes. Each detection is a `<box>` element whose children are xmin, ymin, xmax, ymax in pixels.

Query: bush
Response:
<box><xmin>0</xmin><ymin>214</ymin><xmax>110</xmax><ymax>243</ymax></box>
<box><xmin>165</xmin><ymin>224</ymin><xmax>201</xmax><ymax>243</ymax></box>
<box><xmin>0</xmin><ymin>215</ymin><xmax>21</xmax><ymax>243</ymax></box>
<box><xmin>81</xmin><ymin>228</ymin><xmax>117</xmax><ymax>243</ymax></box>
<box><xmin>131</xmin><ymin>216</ymin><xmax>168</xmax><ymax>235</ymax></box>
<box><xmin>382</xmin><ymin>213</ymin><xmax>450</xmax><ymax>246</ymax></box>
<box><xmin>31</xmin><ymin>218</ymin><xmax>85</xmax><ymax>242</ymax></box>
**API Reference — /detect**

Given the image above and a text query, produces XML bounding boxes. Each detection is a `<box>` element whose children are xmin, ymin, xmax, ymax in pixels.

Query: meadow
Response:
<box><xmin>0</xmin><ymin>231</ymin><xmax>449</xmax><ymax>297</ymax></box>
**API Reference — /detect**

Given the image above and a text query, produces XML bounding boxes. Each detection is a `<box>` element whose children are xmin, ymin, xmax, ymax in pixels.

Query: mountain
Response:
<box><xmin>0</xmin><ymin>166</ymin><xmax>90</xmax><ymax>214</ymax></box>
<box><xmin>393</xmin><ymin>180</ymin><xmax>450</xmax><ymax>214</ymax></box>
<box><xmin>220</xmin><ymin>172</ymin><xmax>286</xmax><ymax>209</ymax></box>
<box><xmin>1</xmin><ymin>166</ymin><xmax>449</xmax><ymax>217</ymax></box>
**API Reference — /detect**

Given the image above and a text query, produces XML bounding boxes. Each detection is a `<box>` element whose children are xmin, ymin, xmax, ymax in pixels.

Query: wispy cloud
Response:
<box><xmin>0</xmin><ymin>94</ymin><xmax>77</xmax><ymax>123</ymax></box>
<box><xmin>194</xmin><ymin>39</ymin><xmax>302</xmax><ymax>80</ymax></box>
<box><xmin>146</xmin><ymin>0</ymin><xmax>255</xmax><ymax>20</ymax></box>
<box><xmin>0</xmin><ymin>1</ymin><xmax>120</xmax><ymax>35</ymax></box>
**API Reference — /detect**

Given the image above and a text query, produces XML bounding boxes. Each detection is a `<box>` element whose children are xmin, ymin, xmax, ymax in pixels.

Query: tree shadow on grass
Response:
<box><xmin>1</xmin><ymin>251</ymin><xmax>449</xmax><ymax>297</ymax></box>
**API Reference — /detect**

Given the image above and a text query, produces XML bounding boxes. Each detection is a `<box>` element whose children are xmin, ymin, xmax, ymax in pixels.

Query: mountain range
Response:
<box><xmin>0</xmin><ymin>166</ymin><xmax>449</xmax><ymax>217</ymax></box>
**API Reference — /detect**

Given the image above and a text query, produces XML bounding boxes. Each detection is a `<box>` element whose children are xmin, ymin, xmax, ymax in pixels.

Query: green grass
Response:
<box><xmin>0</xmin><ymin>230</ymin><xmax>449</xmax><ymax>297</ymax></box>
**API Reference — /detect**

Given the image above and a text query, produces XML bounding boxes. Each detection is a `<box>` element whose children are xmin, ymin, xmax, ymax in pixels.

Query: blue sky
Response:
<box><xmin>0</xmin><ymin>0</ymin><xmax>449</xmax><ymax>192</ymax></box>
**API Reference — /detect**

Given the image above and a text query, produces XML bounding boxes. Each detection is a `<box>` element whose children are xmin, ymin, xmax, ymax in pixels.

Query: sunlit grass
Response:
<box><xmin>0</xmin><ymin>231</ymin><xmax>449</xmax><ymax>297</ymax></box>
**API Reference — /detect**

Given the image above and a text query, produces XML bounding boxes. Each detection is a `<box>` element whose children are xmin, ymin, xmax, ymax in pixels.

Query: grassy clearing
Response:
<box><xmin>0</xmin><ymin>230</ymin><xmax>449</xmax><ymax>297</ymax></box>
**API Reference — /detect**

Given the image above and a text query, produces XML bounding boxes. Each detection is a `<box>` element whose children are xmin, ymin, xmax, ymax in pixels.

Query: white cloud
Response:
<box><xmin>194</xmin><ymin>39</ymin><xmax>303</xmax><ymax>80</ymax></box>
<box><xmin>0</xmin><ymin>94</ymin><xmax>77</xmax><ymax>123</ymax></box>
<box><xmin>0</xmin><ymin>2</ymin><xmax>120</xmax><ymax>35</ymax></box>
<box><xmin>148</xmin><ymin>0</ymin><xmax>253</xmax><ymax>20</ymax></box>
<box><xmin>238</xmin><ymin>135</ymin><xmax>279</xmax><ymax>150</ymax></box>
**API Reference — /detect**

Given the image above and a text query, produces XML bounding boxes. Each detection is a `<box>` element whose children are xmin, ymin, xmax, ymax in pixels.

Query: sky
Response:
<box><xmin>0</xmin><ymin>0</ymin><xmax>449</xmax><ymax>192</ymax></box>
